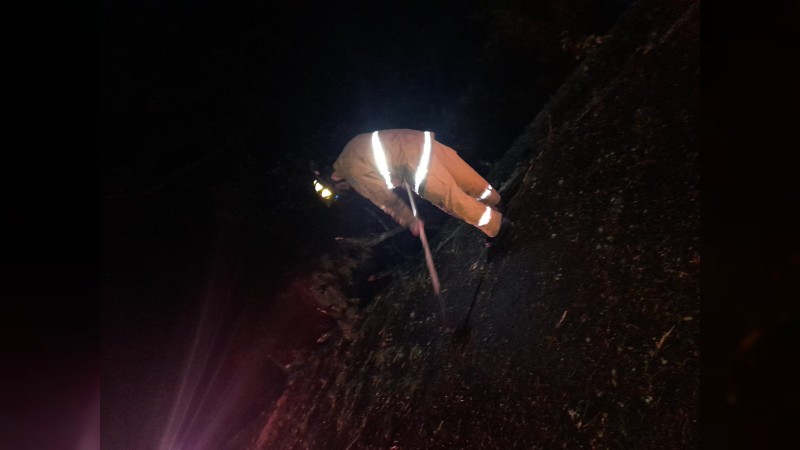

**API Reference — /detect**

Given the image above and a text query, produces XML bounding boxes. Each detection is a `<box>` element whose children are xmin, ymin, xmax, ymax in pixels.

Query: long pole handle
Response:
<box><xmin>405</xmin><ymin>184</ymin><xmax>442</xmax><ymax>297</ymax></box>
<box><xmin>419</xmin><ymin>225</ymin><xmax>441</xmax><ymax>295</ymax></box>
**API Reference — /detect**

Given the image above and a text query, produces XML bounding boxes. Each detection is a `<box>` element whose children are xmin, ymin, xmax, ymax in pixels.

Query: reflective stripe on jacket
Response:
<box><xmin>333</xmin><ymin>129</ymin><xmax>434</xmax><ymax>227</ymax></box>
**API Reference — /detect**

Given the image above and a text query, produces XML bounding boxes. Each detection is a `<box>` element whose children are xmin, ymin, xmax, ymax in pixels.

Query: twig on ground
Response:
<box><xmin>556</xmin><ymin>310</ymin><xmax>569</xmax><ymax>328</ymax></box>
<box><xmin>655</xmin><ymin>325</ymin><xmax>675</xmax><ymax>350</ymax></box>
<box><xmin>335</xmin><ymin>226</ymin><xmax>405</xmax><ymax>247</ymax></box>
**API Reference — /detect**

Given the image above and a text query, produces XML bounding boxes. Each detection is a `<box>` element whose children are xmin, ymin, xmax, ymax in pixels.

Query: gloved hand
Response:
<box><xmin>409</xmin><ymin>218</ymin><xmax>424</xmax><ymax>237</ymax></box>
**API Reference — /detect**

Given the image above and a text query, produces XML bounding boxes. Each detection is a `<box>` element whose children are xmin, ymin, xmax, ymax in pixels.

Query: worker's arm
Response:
<box><xmin>348</xmin><ymin>172</ymin><xmax>416</xmax><ymax>229</ymax></box>
<box><xmin>408</xmin><ymin>217</ymin><xmax>424</xmax><ymax>237</ymax></box>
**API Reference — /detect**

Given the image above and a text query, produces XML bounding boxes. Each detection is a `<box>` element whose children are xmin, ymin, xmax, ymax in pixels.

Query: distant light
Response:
<box><xmin>314</xmin><ymin>180</ymin><xmax>323</xmax><ymax>192</ymax></box>
<box><xmin>321</xmin><ymin>188</ymin><xmax>333</xmax><ymax>199</ymax></box>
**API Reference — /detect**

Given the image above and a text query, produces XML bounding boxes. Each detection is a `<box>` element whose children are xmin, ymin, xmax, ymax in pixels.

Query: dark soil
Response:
<box><xmin>236</xmin><ymin>1</ymin><xmax>700</xmax><ymax>449</ymax></box>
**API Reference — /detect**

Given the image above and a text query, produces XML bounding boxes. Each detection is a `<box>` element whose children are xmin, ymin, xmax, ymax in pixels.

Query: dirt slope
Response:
<box><xmin>239</xmin><ymin>0</ymin><xmax>699</xmax><ymax>448</ymax></box>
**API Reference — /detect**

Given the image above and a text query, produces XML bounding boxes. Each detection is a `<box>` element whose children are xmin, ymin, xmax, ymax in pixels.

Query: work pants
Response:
<box><xmin>421</xmin><ymin>142</ymin><xmax>503</xmax><ymax>237</ymax></box>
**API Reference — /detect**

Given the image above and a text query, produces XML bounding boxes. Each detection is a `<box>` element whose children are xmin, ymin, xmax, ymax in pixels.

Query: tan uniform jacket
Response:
<box><xmin>333</xmin><ymin>129</ymin><xmax>503</xmax><ymax>237</ymax></box>
<box><xmin>333</xmin><ymin>129</ymin><xmax>428</xmax><ymax>227</ymax></box>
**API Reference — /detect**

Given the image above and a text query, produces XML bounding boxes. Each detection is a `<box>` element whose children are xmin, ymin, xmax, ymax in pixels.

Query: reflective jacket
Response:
<box><xmin>333</xmin><ymin>129</ymin><xmax>433</xmax><ymax>227</ymax></box>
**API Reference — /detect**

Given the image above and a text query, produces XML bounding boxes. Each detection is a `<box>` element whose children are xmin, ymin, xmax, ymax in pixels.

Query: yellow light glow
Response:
<box><xmin>321</xmin><ymin>188</ymin><xmax>332</xmax><ymax>199</ymax></box>
<box><xmin>314</xmin><ymin>181</ymin><xmax>323</xmax><ymax>191</ymax></box>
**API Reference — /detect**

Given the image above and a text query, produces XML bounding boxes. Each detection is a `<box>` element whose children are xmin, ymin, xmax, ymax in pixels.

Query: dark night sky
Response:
<box><xmin>99</xmin><ymin>0</ymin><xmax>627</xmax><ymax>267</ymax></box>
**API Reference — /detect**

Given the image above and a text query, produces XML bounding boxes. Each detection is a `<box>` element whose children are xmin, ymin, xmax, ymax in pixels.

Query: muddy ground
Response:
<box><xmin>231</xmin><ymin>1</ymin><xmax>700</xmax><ymax>449</ymax></box>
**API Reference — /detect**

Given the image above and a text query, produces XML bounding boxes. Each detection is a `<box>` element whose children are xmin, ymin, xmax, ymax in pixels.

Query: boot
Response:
<box><xmin>485</xmin><ymin>217</ymin><xmax>513</xmax><ymax>249</ymax></box>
